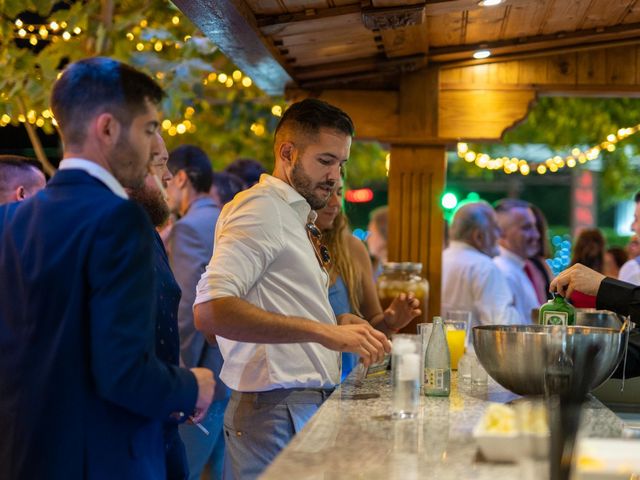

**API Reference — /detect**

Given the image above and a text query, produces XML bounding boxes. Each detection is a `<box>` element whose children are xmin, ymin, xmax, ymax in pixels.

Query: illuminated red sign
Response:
<box><xmin>345</xmin><ymin>188</ymin><xmax>374</xmax><ymax>203</ymax></box>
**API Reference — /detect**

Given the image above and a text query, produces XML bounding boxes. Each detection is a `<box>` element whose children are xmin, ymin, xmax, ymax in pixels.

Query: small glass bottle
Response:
<box><xmin>538</xmin><ymin>293</ymin><xmax>576</xmax><ymax>326</ymax></box>
<box><xmin>424</xmin><ymin>316</ymin><xmax>451</xmax><ymax>397</ymax></box>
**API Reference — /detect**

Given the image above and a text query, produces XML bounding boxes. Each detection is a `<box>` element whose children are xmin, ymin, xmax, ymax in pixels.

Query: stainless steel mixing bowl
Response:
<box><xmin>473</xmin><ymin>325</ymin><xmax>625</xmax><ymax>396</ymax></box>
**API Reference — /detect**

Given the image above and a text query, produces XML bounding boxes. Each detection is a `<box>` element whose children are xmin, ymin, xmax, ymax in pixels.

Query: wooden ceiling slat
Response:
<box><xmin>259</xmin><ymin>9</ymin><xmax>362</xmax><ymax>36</ymax></box>
<box><xmin>279</xmin><ymin>0</ymin><xmax>333</xmax><ymax>13</ymax></box>
<box><xmin>582</xmin><ymin>0</ymin><xmax>630</xmax><ymax>28</ymax></box>
<box><xmin>244</xmin><ymin>0</ymin><xmax>288</xmax><ymax>15</ymax></box>
<box><xmin>379</xmin><ymin>24</ymin><xmax>429</xmax><ymax>58</ymax></box>
<box><xmin>502</xmin><ymin>2</ymin><xmax>550</xmax><ymax>38</ymax></box>
<box><xmin>274</xmin><ymin>28</ymin><xmax>373</xmax><ymax>48</ymax></box>
<box><xmin>620</xmin><ymin>0</ymin><xmax>640</xmax><ymax>22</ymax></box>
<box><xmin>465</xmin><ymin>5</ymin><xmax>508</xmax><ymax>44</ymax></box>
<box><xmin>287</xmin><ymin>43</ymin><xmax>380</xmax><ymax>67</ymax></box>
<box><xmin>428</xmin><ymin>13</ymin><xmax>464</xmax><ymax>47</ymax></box>
<box><xmin>539</xmin><ymin>0</ymin><xmax>592</xmax><ymax>35</ymax></box>
<box><xmin>536</xmin><ymin>0</ymin><xmax>557</xmax><ymax>35</ymax></box>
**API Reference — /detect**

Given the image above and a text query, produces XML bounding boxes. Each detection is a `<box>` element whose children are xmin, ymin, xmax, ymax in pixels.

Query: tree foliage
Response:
<box><xmin>451</xmin><ymin>97</ymin><xmax>640</xmax><ymax>204</ymax></box>
<box><xmin>0</xmin><ymin>0</ymin><xmax>389</xmax><ymax>180</ymax></box>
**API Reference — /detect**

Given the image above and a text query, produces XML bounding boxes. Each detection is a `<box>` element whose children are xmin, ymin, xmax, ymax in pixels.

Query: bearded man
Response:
<box><xmin>193</xmin><ymin>99</ymin><xmax>391</xmax><ymax>479</ymax></box>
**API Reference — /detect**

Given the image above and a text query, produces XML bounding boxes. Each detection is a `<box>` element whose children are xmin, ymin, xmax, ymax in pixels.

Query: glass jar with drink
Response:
<box><xmin>377</xmin><ymin>262</ymin><xmax>429</xmax><ymax>333</ymax></box>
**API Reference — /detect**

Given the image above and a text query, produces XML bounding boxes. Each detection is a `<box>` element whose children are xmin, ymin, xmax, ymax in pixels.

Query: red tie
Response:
<box><xmin>523</xmin><ymin>262</ymin><xmax>545</xmax><ymax>304</ymax></box>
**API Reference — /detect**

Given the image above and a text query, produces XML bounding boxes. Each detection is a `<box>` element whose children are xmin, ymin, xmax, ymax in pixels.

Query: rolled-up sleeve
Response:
<box><xmin>194</xmin><ymin>194</ymin><xmax>285</xmax><ymax>305</ymax></box>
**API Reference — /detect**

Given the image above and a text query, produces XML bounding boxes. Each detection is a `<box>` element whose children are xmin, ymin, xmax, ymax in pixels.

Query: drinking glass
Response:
<box><xmin>445</xmin><ymin>310</ymin><xmax>471</xmax><ymax>348</ymax></box>
<box><xmin>443</xmin><ymin>320</ymin><xmax>466</xmax><ymax>370</ymax></box>
<box><xmin>391</xmin><ymin>334</ymin><xmax>422</xmax><ymax>419</ymax></box>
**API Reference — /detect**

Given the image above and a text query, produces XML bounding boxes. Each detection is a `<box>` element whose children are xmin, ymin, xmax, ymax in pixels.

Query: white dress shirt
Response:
<box><xmin>618</xmin><ymin>258</ymin><xmax>640</xmax><ymax>285</ymax></box>
<box><xmin>442</xmin><ymin>241</ymin><xmax>521</xmax><ymax>329</ymax></box>
<box><xmin>493</xmin><ymin>246</ymin><xmax>539</xmax><ymax>324</ymax></box>
<box><xmin>58</xmin><ymin>158</ymin><xmax>128</xmax><ymax>199</ymax></box>
<box><xmin>194</xmin><ymin>174</ymin><xmax>340</xmax><ymax>392</ymax></box>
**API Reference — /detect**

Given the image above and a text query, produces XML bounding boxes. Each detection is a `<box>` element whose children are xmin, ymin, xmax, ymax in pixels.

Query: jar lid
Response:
<box><xmin>382</xmin><ymin>262</ymin><xmax>423</xmax><ymax>273</ymax></box>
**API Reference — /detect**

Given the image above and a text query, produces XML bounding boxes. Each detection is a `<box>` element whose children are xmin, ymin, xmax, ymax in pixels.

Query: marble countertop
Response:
<box><xmin>261</xmin><ymin>371</ymin><xmax>625</xmax><ymax>479</ymax></box>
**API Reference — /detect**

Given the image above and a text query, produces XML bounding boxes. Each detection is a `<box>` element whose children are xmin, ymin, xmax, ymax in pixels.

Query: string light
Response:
<box><xmin>457</xmin><ymin>124</ymin><xmax>640</xmax><ymax>175</ymax></box>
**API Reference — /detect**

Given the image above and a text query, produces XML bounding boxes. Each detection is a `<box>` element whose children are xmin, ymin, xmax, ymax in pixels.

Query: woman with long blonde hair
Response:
<box><xmin>315</xmin><ymin>180</ymin><xmax>421</xmax><ymax>380</ymax></box>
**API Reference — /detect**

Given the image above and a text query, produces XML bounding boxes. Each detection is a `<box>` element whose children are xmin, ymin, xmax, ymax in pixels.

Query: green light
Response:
<box><xmin>442</xmin><ymin>192</ymin><xmax>458</xmax><ymax>210</ymax></box>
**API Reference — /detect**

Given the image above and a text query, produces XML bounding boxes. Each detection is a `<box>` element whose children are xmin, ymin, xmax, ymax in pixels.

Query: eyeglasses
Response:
<box><xmin>306</xmin><ymin>222</ymin><xmax>331</xmax><ymax>268</ymax></box>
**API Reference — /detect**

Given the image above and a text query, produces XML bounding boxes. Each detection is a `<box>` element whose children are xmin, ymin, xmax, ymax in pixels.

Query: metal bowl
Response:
<box><xmin>473</xmin><ymin>325</ymin><xmax>625</xmax><ymax>396</ymax></box>
<box><xmin>575</xmin><ymin>309</ymin><xmax>625</xmax><ymax>330</ymax></box>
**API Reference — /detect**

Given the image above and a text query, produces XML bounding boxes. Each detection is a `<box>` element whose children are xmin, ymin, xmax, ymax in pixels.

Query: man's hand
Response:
<box><xmin>382</xmin><ymin>292</ymin><xmax>422</xmax><ymax>331</ymax></box>
<box><xmin>336</xmin><ymin>313</ymin><xmax>369</xmax><ymax>326</ymax></box>
<box><xmin>190</xmin><ymin>367</ymin><xmax>215</xmax><ymax>423</ymax></box>
<box><xmin>320</xmin><ymin>323</ymin><xmax>391</xmax><ymax>367</ymax></box>
<box><xmin>549</xmin><ymin>263</ymin><xmax>606</xmax><ymax>299</ymax></box>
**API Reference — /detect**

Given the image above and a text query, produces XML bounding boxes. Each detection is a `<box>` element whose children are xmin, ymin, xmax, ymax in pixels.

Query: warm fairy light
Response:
<box><xmin>168</xmin><ymin>126</ymin><xmax>177</xmax><ymax>136</ymax></box>
<box><xmin>73</xmin><ymin>27</ymin><xmax>81</xmax><ymax>35</ymax></box>
<box><xmin>271</xmin><ymin>105</ymin><xmax>283</xmax><ymax>117</ymax></box>
<box><xmin>139</xmin><ymin>19</ymin><xmax>148</xmax><ymax>28</ymax></box>
<box><xmin>49</xmin><ymin>21</ymin><xmax>59</xmax><ymax>31</ymax></box>
<box><xmin>154</xmin><ymin>41</ymin><xmax>163</xmax><ymax>52</ymax></box>
<box><xmin>29</xmin><ymin>36</ymin><xmax>38</xmax><ymax>45</ymax></box>
<box><xmin>39</xmin><ymin>27</ymin><xmax>48</xmax><ymax>38</ymax></box>
<box><xmin>18</xmin><ymin>29</ymin><xmax>26</xmax><ymax>37</ymax></box>
<box><xmin>155</xmin><ymin>71</ymin><xmax>165</xmax><ymax>80</ymax></box>
<box><xmin>457</xmin><ymin>123</ymin><xmax>640</xmax><ymax>175</ymax></box>
<box><xmin>15</xmin><ymin>19</ymin><xmax>23</xmax><ymax>27</ymax></box>
<box><xmin>241</xmin><ymin>77</ymin><xmax>252</xmax><ymax>87</ymax></box>
<box><xmin>62</xmin><ymin>31</ymin><xmax>71</xmax><ymax>41</ymax></box>
<box><xmin>225</xmin><ymin>78</ymin><xmax>233</xmax><ymax>88</ymax></box>
<box><xmin>232</xmin><ymin>70</ymin><xmax>242</xmax><ymax>81</ymax></box>
<box><xmin>250</xmin><ymin>123</ymin><xmax>265</xmax><ymax>136</ymax></box>
<box><xmin>185</xmin><ymin>107</ymin><xmax>195</xmax><ymax>118</ymax></box>
<box><xmin>126</xmin><ymin>32</ymin><xmax>134</xmax><ymax>41</ymax></box>
<box><xmin>136</xmin><ymin>42</ymin><xmax>144</xmax><ymax>51</ymax></box>
<box><xmin>60</xmin><ymin>21</ymin><xmax>67</xmax><ymax>28</ymax></box>
<box><xmin>172</xmin><ymin>16</ymin><xmax>180</xmax><ymax>25</ymax></box>
<box><xmin>161</xmin><ymin>119</ymin><xmax>172</xmax><ymax>130</ymax></box>
<box><xmin>176</xmin><ymin>124</ymin><xmax>187</xmax><ymax>134</ymax></box>
<box><xmin>207</xmin><ymin>72</ymin><xmax>217</xmax><ymax>82</ymax></box>
<box><xmin>218</xmin><ymin>73</ymin><xmax>228</xmax><ymax>83</ymax></box>
<box><xmin>184</xmin><ymin>35</ymin><xmax>191</xmax><ymax>42</ymax></box>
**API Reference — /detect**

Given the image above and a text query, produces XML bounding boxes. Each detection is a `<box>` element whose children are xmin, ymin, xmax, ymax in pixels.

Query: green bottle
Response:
<box><xmin>538</xmin><ymin>293</ymin><xmax>576</xmax><ymax>326</ymax></box>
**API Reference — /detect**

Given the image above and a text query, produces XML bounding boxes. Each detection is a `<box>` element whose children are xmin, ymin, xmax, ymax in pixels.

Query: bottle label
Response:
<box><xmin>542</xmin><ymin>311</ymin><xmax>568</xmax><ymax>326</ymax></box>
<box><xmin>425</xmin><ymin>368</ymin><xmax>445</xmax><ymax>389</ymax></box>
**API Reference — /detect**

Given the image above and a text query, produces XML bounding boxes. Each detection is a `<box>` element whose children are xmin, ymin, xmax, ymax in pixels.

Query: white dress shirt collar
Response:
<box><xmin>259</xmin><ymin>174</ymin><xmax>314</xmax><ymax>225</ymax></box>
<box><xmin>59</xmin><ymin>158</ymin><xmax>128</xmax><ymax>199</ymax></box>
<box><xmin>498</xmin><ymin>245</ymin><xmax>526</xmax><ymax>267</ymax></box>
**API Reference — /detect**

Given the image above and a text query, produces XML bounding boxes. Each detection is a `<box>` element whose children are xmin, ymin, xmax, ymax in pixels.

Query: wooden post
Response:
<box><xmin>387</xmin><ymin>144</ymin><xmax>446</xmax><ymax>333</ymax></box>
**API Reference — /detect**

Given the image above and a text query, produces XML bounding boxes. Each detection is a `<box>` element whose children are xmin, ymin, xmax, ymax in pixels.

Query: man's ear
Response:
<box><xmin>279</xmin><ymin>142</ymin><xmax>294</xmax><ymax>165</ymax></box>
<box><xmin>15</xmin><ymin>186</ymin><xmax>26</xmax><ymax>201</ymax></box>
<box><xmin>174</xmin><ymin>170</ymin><xmax>188</xmax><ymax>189</ymax></box>
<box><xmin>94</xmin><ymin>113</ymin><xmax>120</xmax><ymax>147</ymax></box>
<box><xmin>470</xmin><ymin>228</ymin><xmax>484</xmax><ymax>250</ymax></box>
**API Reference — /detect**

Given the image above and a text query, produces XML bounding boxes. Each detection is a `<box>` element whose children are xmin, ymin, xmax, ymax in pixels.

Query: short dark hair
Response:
<box><xmin>493</xmin><ymin>198</ymin><xmax>531</xmax><ymax>214</ymax></box>
<box><xmin>634</xmin><ymin>191</ymin><xmax>640</xmax><ymax>203</ymax></box>
<box><xmin>0</xmin><ymin>156</ymin><xmax>44</xmax><ymax>200</ymax></box>
<box><xmin>224</xmin><ymin>158</ymin><xmax>265</xmax><ymax>188</ymax></box>
<box><xmin>167</xmin><ymin>145</ymin><xmax>213</xmax><ymax>193</ymax></box>
<box><xmin>211</xmin><ymin>171</ymin><xmax>245</xmax><ymax>205</ymax></box>
<box><xmin>51</xmin><ymin>57</ymin><xmax>165</xmax><ymax>147</ymax></box>
<box><xmin>275</xmin><ymin>99</ymin><xmax>354</xmax><ymax>140</ymax></box>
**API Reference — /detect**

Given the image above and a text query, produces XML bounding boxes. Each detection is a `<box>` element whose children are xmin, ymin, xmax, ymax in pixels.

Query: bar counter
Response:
<box><xmin>261</xmin><ymin>371</ymin><xmax>625</xmax><ymax>479</ymax></box>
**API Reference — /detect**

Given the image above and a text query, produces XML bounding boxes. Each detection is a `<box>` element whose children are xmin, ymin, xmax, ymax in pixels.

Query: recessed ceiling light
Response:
<box><xmin>478</xmin><ymin>0</ymin><xmax>504</xmax><ymax>6</ymax></box>
<box><xmin>473</xmin><ymin>50</ymin><xmax>491</xmax><ymax>59</ymax></box>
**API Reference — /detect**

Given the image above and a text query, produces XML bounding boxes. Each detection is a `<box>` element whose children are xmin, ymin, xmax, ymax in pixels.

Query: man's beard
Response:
<box><xmin>290</xmin><ymin>160</ymin><xmax>335</xmax><ymax>210</ymax></box>
<box><xmin>129</xmin><ymin>186</ymin><xmax>170</xmax><ymax>227</ymax></box>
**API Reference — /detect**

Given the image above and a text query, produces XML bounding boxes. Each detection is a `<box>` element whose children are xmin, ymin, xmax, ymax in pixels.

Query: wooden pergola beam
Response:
<box><xmin>172</xmin><ymin>0</ymin><xmax>294</xmax><ymax>96</ymax></box>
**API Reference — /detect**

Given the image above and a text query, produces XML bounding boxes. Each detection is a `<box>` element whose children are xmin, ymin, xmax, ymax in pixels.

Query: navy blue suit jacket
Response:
<box><xmin>0</xmin><ymin>170</ymin><xmax>198</xmax><ymax>480</ymax></box>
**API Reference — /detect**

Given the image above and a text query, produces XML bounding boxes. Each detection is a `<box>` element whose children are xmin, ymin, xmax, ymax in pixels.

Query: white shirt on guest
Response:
<box><xmin>493</xmin><ymin>246</ymin><xmax>538</xmax><ymax>324</ymax></box>
<box><xmin>194</xmin><ymin>174</ymin><xmax>340</xmax><ymax>392</ymax></box>
<box><xmin>442</xmin><ymin>241</ymin><xmax>521</xmax><ymax>329</ymax></box>
<box><xmin>618</xmin><ymin>258</ymin><xmax>640</xmax><ymax>285</ymax></box>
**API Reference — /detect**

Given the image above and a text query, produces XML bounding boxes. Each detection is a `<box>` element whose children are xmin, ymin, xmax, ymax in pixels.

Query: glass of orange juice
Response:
<box><xmin>444</xmin><ymin>319</ymin><xmax>467</xmax><ymax>370</ymax></box>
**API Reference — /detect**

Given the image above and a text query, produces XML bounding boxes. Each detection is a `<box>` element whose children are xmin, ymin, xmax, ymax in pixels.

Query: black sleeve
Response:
<box><xmin>596</xmin><ymin>277</ymin><xmax>640</xmax><ymax>379</ymax></box>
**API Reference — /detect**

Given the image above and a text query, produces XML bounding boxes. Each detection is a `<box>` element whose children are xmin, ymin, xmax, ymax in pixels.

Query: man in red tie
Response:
<box><xmin>493</xmin><ymin>199</ymin><xmax>542</xmax><ymax>323</ymax></box>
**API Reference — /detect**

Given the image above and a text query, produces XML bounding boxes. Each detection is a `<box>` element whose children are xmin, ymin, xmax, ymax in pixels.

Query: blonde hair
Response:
<box><xmin>323</xmin><ymin>211</ymin><xmax>363</xmax><ymax>316</ymax></box>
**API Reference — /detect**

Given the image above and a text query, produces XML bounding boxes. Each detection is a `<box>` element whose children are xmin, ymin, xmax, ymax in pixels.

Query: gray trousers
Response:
<box><xmin>222</xmin><ymin>388</ymin><xmax>334</xmax><ymax>480</ymax></box>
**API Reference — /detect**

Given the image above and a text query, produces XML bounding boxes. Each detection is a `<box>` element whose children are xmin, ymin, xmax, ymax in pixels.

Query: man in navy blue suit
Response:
<box><xmin>0</xmin><ymin>57</ymin><xmax>215</xmax><ymax>479</ymax></box>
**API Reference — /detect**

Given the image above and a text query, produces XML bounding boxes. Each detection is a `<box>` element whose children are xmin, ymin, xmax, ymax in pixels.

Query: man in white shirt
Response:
<box><xmin>493</xmin><ymin>199</ymin><xmax>541</xmax><ymax>323</ymax></box>
<box><xmin>442</xmin><ymin>202</ymin><xmax>520</xmax><ymax>329</ymax></box>
<box><xmin>618</xmin><ymin>192</ymin><xmax>640</xmax><ymax>284</ymax></box>
<box><xmin>194</xmin><ymin>99</ymin><xmax>390</xmax><ymax>479</ymax></box>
